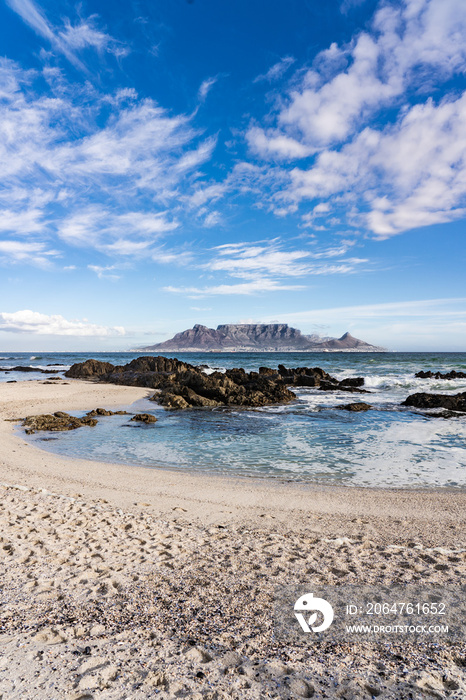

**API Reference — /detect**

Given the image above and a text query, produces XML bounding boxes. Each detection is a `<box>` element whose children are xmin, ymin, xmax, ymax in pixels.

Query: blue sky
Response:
<box><xmin>0</xmin><ymin>0</ymin><xmax>465</xmax><ymax>351</ymax></box>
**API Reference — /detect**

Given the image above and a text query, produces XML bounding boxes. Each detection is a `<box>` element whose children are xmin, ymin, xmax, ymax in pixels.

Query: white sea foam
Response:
<box><xmin>21</xmin><ymin>350</ymin><xmax>466</xmax><ymax>488</ymax></box>
<box><xmin>34</xmin><ymin>364</ymin><xmax>70</xmax><ymax>371</ymax></box>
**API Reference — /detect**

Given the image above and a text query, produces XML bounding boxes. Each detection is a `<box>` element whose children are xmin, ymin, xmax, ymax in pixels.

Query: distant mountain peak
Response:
<box><xmin>137</xmin><ymin>323</ymin><xmax>385</xmax><ymax>353</ymax></box>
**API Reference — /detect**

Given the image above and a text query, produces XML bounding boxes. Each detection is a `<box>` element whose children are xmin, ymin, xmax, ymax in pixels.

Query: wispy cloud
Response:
<box><xmin>0</xmin><ymin>208</ymin><xmax>47</xmax><ymax>234</ymax></box>
<box><xmin>58</xmin><ymin>209</ymin><xmax>179</xmax><ymax>252</ymax></box>
<box><xmin>163</xmin><ymin>238</ymin><xmax>369</xmax><ymax>297</ymax></box>
<box><xmin>198</xmin><ymin>76</ymin><xmax>217</xmax><ymax>101</ymax></box>
<box><xmin>5</xmin><ymin>0</ymin><xmax>128</xmax><ymax>69</ymax></box>
<box><xmin>87</xmin><ymin>264</ymin><xmax>121</xmax><ymax>280</ymax></box>
<box><xmin>205</xmin><ymin>239</ymin><xmax>365</xmax><ymax>279</ymax></box>
<box><xmin>0</xmin><ymin>309</ymin><xmax>125</xmax><ymax>336</ymax></box>
<box><xmin>0</xmin><ymin>58</ymin><xmax>216</xmax><ymax>265</ymax></box>
<box><xmin>164</xmin><ymin>279</ymin><xmax>306</xmax><ymax>297</ymax></box>
<box><xmin>207</xmin><ymin>241</ymin><xmax>311</xmax><ymax>278</ymax></box>
<box><xmin>254</xmin><ymin>56</ymin><xmax>295</xmax><ymax>83</ymax></box>
<box><xmin>277</xmin><ymin>297</ymin><xmax>466</xmax><ymax>323</ymax></box>
<box><xmin>0</xmin><ymin>240</ymin><xmax>58</xmax><ymax>266</ymax></box>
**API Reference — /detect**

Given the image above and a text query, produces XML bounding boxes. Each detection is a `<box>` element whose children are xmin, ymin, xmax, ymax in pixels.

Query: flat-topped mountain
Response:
<box><xmin>138</xmin><ymin>324</ymin><xmax>384</xmax><ymax>352</ymax></box>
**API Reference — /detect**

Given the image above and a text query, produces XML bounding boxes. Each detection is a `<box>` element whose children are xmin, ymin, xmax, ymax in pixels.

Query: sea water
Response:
<box><xmin>3</xmin><ymin>351</ymin><xmax>466</xmax><ymax>488</ymax></box>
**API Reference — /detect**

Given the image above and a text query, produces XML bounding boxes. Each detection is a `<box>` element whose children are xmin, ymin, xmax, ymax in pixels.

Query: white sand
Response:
<box><xmin>0</xmin><ymin>379</ymin><xmax>465</xmax><ymax>699</ymax></box>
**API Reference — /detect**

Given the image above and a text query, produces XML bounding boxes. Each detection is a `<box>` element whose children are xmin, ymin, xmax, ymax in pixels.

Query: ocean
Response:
<box><xmin>2</xmin><ymin>350</ymin><xmax>466</xmax><ymax>489</ymax></box>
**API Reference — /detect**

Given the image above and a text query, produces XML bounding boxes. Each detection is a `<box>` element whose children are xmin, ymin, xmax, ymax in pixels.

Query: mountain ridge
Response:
<box><xmin>137</xmin><ymin>324</ymin><xmax>385</xmax><ymax>352</ymax></box>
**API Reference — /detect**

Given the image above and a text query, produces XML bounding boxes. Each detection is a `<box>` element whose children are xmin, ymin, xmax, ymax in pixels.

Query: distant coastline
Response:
<box><xmin>129</xmin><ymin>347</ymin><xmax>389</xmax><ymax>353</ymax></box>
<box><xmin>137</xmin><ymin>323</ymin><xmax>387</xmax><ymax>353</ymax></box>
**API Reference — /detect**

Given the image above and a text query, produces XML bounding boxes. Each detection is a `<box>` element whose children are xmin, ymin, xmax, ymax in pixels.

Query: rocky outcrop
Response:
<box><xmin>85</xmin><ymin>408</ymin><xmax>129</xmax><ymax>417</ymax></box>
<box><xmin>130</xmin><ymin>413</ymin><xmax>158</xmax><ymax>423</ymax></box>
<box><xmin>65</xmin><ymin>357</ymin><xmax>370</xmax><ymax>409</ymax></box>
<box><xmin>402</xmin><ymin>392</ymin><xmax>466</xmax><ymax>412</ymax></box>
<box><xmin>137</xmin><ymin>324</ymin><xmax>383</xmax><ymax>352</ymax></box>
<box><xmin>66</xmin><ymin>359</ymin><xmax>115</xmax><ymax>378</ymax></box>
<box><xmin>273</xmin><ymin>365</ymin><xmax>368</xmax><ymax>393</ymax></box>
<box><xmin>415</xmin><ymin>370</ymin><xmax>466</xmax><ymax>380</ymax></box>
<box><xmin>0</xmin><ymin>366</ymin><xmax>60</xmax><ymax>374</ymax></box>
<box><xmin>338</xmin><ymin>403</ymin><xmax>372</xmax><ymax>412</ymax></box>
<box><xmin>22</xmin><ymin>412</ymin><xmax>98</xmax><ymax>434</ymax></box>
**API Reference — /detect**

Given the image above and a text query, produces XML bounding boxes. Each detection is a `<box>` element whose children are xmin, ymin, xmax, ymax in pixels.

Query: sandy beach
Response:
<box><xmin>1</xmin><ymin>379</ymin><xmax>465</xmax><ymax>699</ymax></box>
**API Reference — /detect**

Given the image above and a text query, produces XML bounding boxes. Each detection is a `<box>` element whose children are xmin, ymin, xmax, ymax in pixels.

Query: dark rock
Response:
<box><xmin>130</xmin><ymin>413</ymin><xmax>158</xmax><ymax>423</ymax></box>
<box><xmin>63</xmin><ymin>355</ymin><xmax>370</xmax><ymax>410</ymax></box>
<box><xmin>339</xmin><ymin>377</ymin><xmax>365</xmax><ymax>388</ymax></box>
<box><xmin>22</xmin><ymin>412</ymin><xmax>98</xmax><ymax>434</ymax></box>
<box><xmin>319</xmin><ymin>380</ymin><xmax>369</xmax><ymax>393</ymax></box>
<box><xmin>65</xmin><ymin>359</ymin><xmax>115</xmax><ymax>378</ymax></box>
<box><xmin>415</xmin><ymin>370</ymin><xmax>466</xmax><ymax>380</ymax></box>
<box><xmin>159</xmin><ymin>393</ymin><xmax>190</xmax><ymax>410</ymax></box>
<box><xmin>338</xmin><ymin>403</ymin><xmax>372</xmax><ymax>412</ymax></box>
<box><xmin>402</xmin><ymin>392</ymin><xmax>466</xmax><ymax>413</ymax></box>
<box><xmin>86</xmin><ymin>408</ymin><xmax>129</xmax><ymax>417</ymax></box>
<box><xmin>258</xmin><ymin>366</ymin><xmax>278</xmax><ymax>376</ymax></box>
<box><xmin>0</xmin><ymin>366</ymin><xmax>60</xmax><ymax>374</ymax></box>
<box><xmin>423</xmin><ymin>410</ymin><xmax>465</xmax><ymax>419</ymax></box>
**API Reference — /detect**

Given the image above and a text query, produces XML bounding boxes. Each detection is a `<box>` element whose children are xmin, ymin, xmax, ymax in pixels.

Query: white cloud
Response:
<box><xmin>0</xmin><ymin>208</ymin><xmax>46</xmax><ymax>234</ymax></box>
<box><xmin>251</xmin><ymin>0</ymin><xmax>466</xmax><ymax>156</ymax></box>
<box><xmin>0</xmin><ymin>58</ymin><xmax>216</xmax><ymax>264</ymax></box>
<box><xmin>162</xmin><ymin>239</ymin><xmax>368</xmax><ymax>298</ymax></box>
<box><xmin>59</xmin><ymin>20</ymin><xmax>129</xmax><ymax>58</ymax></box>
<box><xmin>164</xmin><ymin>279</ymin><xmax>306</xmax><ymax>297</ymax></box>
<box><xmin>58</xmin><ymin>209</ymin><xmax>179</xmax><ymax>254</ymax></box>
<box><xmin>198</xmin><ymin>77</ymin><xmax>217</xmax><ymax>101</ymax></box>
<box><xmin>207</xmin><ymin>241</ymin><xmax>311</xmax><ymax>278</ymax></box>
<box><xmin>289</xmin><ymin>92</ymin><xmax>466</xmax><ymax>236</ymax></box>
<box><xmin>5</xmin><ymin>0</ymin><xmax>128</xmax><ymax>68</ymax></box>
<box><xmin>87</xmin><ymin>264</ymin><xmax>121</xmax><ymax>280</ymax></box>
<box><xmin>202</xmin><ymin>211</ymin><xmax>222</xmax><ymax>227</ymax></box>
<box><xmin>0</xmin><ymin>239</ymin><xmax>58</xmax><ymax>265</ymax></box>
<box><xmin>0</xmin><ymin>309</ymin><xmax>125</xmax><ymax>336</ymax></box>
<box><xmin>277</xmin><ymin>297</ymin><xmax>466</xmax><ymax>323</ymax></box>
<box><xmin>254</xmin><ymin>56</ymin><xmax>295</xmax><ymax>83</ymax></box>
<box><xmin>6</xmin><ymin>0</ymin><xmax>83</xmax><ymax>70</ymax></box>
<box><xmin>205</xmin><ymin>240</ymin><xmax>365</xmax><ymax>278</ymax></box>
<box><xmin>188</xmin><ymin>182</ymin><xmax>228</xmax><ymax>208</ymax></box>
<box><xmin>246</xmin><ymin>0</ymin><xmax>466</xmax><ymax>237</ymax></box>
<box><xmin>247</xmin><ymin>127</ymin><xmax>314</xmax><ymax>160</ymax></box>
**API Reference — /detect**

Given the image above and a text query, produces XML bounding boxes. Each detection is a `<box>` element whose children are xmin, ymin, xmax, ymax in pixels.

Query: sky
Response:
<box><xmin>0</xmin><ymin>0</ymin><xmax>465</xmax><ymax>352</ymax></box>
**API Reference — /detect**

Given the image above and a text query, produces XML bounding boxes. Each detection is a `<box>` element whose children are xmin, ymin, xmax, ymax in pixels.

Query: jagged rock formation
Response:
<box><xmin>137</xmin><ymin>324</ymin><xmax>383</xmax><ymax>352</ymax></box>
<box><xmin>130</xmin><ymin>413</ymin><xmax>158</xmax><ymax>424</ymax></box>
<box><xmin>65</xmin><ymin>356</ymin><xmax>369</xmax><ymax>410</ymax></box>
<box><xmin>338</xmin><ymin>403</ymin><xmax>373</xmax><ymax>412</ymax></box>
<box><xmin>0</xmin><ymin>366</ymin><xmax>60</xmax><ymax>374</ymax></box>
<box><xmin>402</xmin><ymin>392</ymin><xmax>466</xmax><ymax>413</ymax></box>
<box><xmin>22</xmin><ymin>412</ymin><xmax>98</xmax><ymax>434</ymax></box>
<box><xmin>415</xmin><ymin>370</ymin><xmax>466</xmax><ymax>379</ymax></box>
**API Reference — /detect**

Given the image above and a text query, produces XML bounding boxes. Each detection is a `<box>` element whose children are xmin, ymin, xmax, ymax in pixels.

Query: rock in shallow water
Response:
<box><xmin>402</xmin><ymin>392</ymin><xmax>466</xmax><ymax>412</ymax></box>
<box><xmin>65</xmin><ymin>357</ymin><xmax>369</xmax><ymax>410</ymax></box>
<box><xmin>86</xmin><ymin>408</ymin><xmax>129</xmax><ymax>417</ymax></box>
<box><xmin>338</xmin><ymin>402</ymin><xmax>373</xmax><ymax>412</ymax></box>
<box><xmin>22</xmin><ymin>412</ymin><xmax>98</xmax><ymax>434</ymax></box>
<box><xmin>415</xmin><ymin>370</ymin><xmax>466</xmax><ymax>379</ymax></box>
<box><xmin>130</xmin><ymin>413</ymin><xmax>157</xmax><ymax>423</ymax></box>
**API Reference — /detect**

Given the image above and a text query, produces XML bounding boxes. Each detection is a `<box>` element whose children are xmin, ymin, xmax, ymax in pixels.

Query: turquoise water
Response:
<box><xmin>4</xmin><ymin>351</ymin><xmax>466</xmax><ymax>488</ymax></box>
